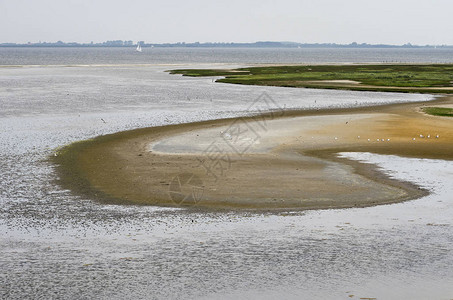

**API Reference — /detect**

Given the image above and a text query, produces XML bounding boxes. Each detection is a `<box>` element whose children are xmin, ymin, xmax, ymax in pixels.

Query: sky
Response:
<box><xmin>1</xmin><ymin>0</ymin><xmax>452</xmax><ymax>45</ymax></box>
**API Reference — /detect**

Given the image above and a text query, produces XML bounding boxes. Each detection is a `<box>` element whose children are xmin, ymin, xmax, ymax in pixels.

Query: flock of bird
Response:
<box><xmin>412</xmin><ymin>134</ymin><xmax>440</xmax><ymax>141</ymax></box>
<box><xmin>331</xmin><ymin>134</ymin><xmax>440</xmax><ymax>142</ymax></box>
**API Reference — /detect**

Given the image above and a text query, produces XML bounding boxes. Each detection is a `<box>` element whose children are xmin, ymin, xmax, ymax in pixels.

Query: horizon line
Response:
<box><xmin>1</xmin><ymin>40</ymin><xmax>452</xmax><ymax>48</ymax></box>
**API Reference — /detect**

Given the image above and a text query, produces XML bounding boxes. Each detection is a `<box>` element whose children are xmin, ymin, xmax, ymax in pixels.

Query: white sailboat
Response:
<box><xmin>136</xmin><ymin>42</ymin><xmax>142</xmax><ymax>52</ymax></box>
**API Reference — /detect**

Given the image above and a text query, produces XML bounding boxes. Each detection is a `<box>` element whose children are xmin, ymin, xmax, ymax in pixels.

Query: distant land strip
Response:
<box><xmin>1</xmin><ymin>41</ymin><xmax>453</xmax><ymax>48</ymax></box>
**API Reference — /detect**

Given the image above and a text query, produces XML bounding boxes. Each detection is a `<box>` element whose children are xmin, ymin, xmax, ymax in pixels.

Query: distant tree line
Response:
<box><xmin>0</xmin><ymin>40</ymin><xmax>451</xmax><ymax>48</ymax></box>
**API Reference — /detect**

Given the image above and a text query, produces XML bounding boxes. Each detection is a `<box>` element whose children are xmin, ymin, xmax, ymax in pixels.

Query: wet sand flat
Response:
<box><xmin>54</xmin><ymin>97</ymin><xmax>453</xmax><ymax>210</ymax></box>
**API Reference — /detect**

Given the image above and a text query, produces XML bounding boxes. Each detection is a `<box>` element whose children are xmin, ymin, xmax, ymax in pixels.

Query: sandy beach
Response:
<box><xmin>54</xmin><ymin>96</ymin><xmax>453</xmax><ymax>210</ymax></box>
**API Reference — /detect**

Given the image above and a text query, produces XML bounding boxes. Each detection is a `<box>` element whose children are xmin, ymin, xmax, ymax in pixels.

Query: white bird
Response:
<box><xmin>427</xmin><ymin>134</ymin><xmax>431</xmax><ymax>138</ymax></box>
<box><xmin>413</xmin><ymin>138</ymin><xmax>416</xmax><ymax>141</ymax></box>
<box><xmin>367</xmin><ymin>139</ymin><xmax>371</xmax><ymax>142</ymax></box>
<box><xmin>420</xmin><ymin>134</ymin><xmax>424</xmax><ymax>138</ymax></box>
<box><xmin>436</xmin><ymin>134</ymin><xmax>440</xmax><ymax>138</ymax></box>
<box><xmin>387</xmin><ymin>139</ymin><xmax>390</xmax><ymax>141</ymax></box>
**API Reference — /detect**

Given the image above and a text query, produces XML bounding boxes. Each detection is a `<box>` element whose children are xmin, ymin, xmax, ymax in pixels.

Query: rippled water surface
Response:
<box><xmin>1</xmin><ymin>49</ymin><xmax>452</xmax><ymax>299</ymax></box>
<box><xmin>2</xmin><ymin>47</ymin><xmax>453</xmax><ymax>65</ymax></box>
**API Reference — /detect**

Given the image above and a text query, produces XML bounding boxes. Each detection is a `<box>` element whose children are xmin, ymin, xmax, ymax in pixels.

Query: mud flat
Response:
<box><xmin>53</xmin><ymin>97</ymin><xmax>453</xmax><ymax>210</ymax></box>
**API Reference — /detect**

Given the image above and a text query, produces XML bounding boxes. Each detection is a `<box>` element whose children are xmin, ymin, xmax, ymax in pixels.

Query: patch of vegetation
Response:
<box><xmin>422</xmin><ymin>107</ymin><xmax>453</xmax><ymax>117</ymax></box>
<box><xmin>169</xmin><ymin>64</ymin><xmax>453</xmax><ymax>94</ymax></box>
<box><xmin>169</xmin><ymin>69</ymin><xmax>250</xmax><ymax>77</ymax></box>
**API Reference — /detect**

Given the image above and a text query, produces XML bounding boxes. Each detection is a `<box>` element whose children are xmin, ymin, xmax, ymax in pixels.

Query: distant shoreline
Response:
<box><xmin>2</xmin><ymin>41</ymin><xmax>452</xmax><ymax>48</ymax></box>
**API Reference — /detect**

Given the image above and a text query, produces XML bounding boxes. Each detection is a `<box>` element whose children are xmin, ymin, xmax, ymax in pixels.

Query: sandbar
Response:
<box><xmin>53</xmin><ymin>97</ymin><xmax>453</xmax><ymax>210</ymax></box>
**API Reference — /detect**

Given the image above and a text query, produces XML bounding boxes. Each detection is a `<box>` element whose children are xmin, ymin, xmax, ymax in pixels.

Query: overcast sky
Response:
<box><xmin>1</xmin><ymin>0</ymin><xmax>452</xmax><ymax>45</ymax></box>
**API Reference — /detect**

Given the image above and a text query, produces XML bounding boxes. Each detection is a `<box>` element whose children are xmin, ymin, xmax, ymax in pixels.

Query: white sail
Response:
<box><xmin>136</xmin><ymin>42</ymin><xmax>142</xmax><ymax>52</ymax></box>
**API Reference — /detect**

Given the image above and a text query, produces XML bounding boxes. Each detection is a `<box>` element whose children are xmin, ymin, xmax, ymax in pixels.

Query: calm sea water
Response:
<box><xmin>1</xmin><ymin>48</ymin><xmax>452</xmax><ymax>299</ymax></box>
<box><xmin>1</xmin><ymin>46</ymin><xmax>453</xmax><ymax>65</ymax></box>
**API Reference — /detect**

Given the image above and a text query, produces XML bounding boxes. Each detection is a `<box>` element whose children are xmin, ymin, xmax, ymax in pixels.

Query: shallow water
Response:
<box><xmin>2</xmin><ymin>47</ymin><xmax>453</xmax><ymax>65</ymax></box>
<box><xmin>1</xmin><ymin>61</ymin><xmax>452</xmax><ymax>299</ymax></box>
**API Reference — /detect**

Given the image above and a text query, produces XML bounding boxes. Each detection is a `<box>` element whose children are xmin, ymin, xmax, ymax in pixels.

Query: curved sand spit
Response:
<box><xmin>54</xmin><ymin>97</ymin><xmax>453</xmax><ymax>210</ymax></box>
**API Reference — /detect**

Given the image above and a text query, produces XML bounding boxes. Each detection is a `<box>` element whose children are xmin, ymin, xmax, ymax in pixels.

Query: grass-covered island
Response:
<box><xmin>169</xmin><ymin>64</ymin><xmax>453</xmax><ymax>94</ymax></box>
